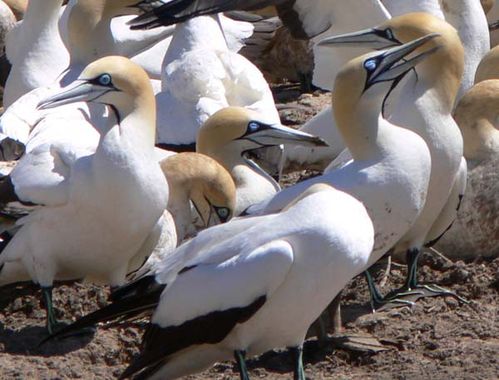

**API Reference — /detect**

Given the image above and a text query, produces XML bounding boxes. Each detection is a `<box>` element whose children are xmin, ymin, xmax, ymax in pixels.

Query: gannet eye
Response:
<box><xmin>248</xmin><ymin>122</ymin><xmax>260</xmax><ymax>133</ymax></box>
<box><xmin>364</xmin><ymin>59</ymin><xmax>377</xmax><ymax>72</ymax></box>
<box><xmin>98</xmin><ymin>74</ymin><xmax>112</xmax><ymax>86</ymax></box>
<box><xmin>214</xmin><ymin>206</ymin><xmax>230</xmax><ymax>222</ymax></box>
<box><xmin>385</xmin><ymin>28</ymin><xmax>394</xmax><ymax>40</ymax></box>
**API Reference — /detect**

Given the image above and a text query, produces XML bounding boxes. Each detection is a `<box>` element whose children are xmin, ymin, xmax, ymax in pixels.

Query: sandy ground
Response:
<box><xmin>0</xmin><ymin>85</ymin><xmax>497</xmax><ymax>379</ymax></box>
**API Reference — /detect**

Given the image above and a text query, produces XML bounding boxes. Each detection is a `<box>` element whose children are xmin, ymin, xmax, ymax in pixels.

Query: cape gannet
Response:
<box><xmin>0</xmin><ymin>56</ymin><xmax>168</xmax><ymax>334</ymax></box>
<box><xmin>128</xmin><ymin>0</ymin><xmax>391</xmax><ymax>90</ymax></box>
<box><xmin>281</xmin><ymin>0</ymin><xmax>489</xmax><ymax>173</ymax></box>
<box><xmin>248</xmin><ymin>36</ymin><xmax>435</xmax><ymax>314</ymax></box>
<box><xmin>196</xmin><ymin>107</ymin><xmax>327</xmax><ymax>215</ymax></box>
<box><xmin>318</xmin><ymin>13</ymin><xmax>466</xmax><ymax>306</ymax></box>
<box><xmin>155</xmin><ymin>14</ymin><xmax>278</xmax><ymax>149</ymax></box>
<box><xmin>435</xmin><ymin>79</ymin><xmax>499</xmax><ymax>259</ymax></box>
<box><xmin>46</xmin><ymin>184</ymin><xmax>374</xmax><ymax>380</ymax></box>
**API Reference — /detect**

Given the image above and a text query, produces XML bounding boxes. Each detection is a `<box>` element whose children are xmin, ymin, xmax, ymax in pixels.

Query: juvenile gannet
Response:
<box><xmin>196</xmin><ymin>107</ymin><xmax>327</xmax><ymax>215</ymax></box>
<box><xmin>47</xmin><ymin>184</ymin><xmax>374</xmax><ymax>380</ymax></box>
<box><xmin>0</xmin><ymin>56</ymin><xmax>168</xmax><ymax>333</ymax></box>
<box><xmin>475</xmin><ymin>45</ymin><xmax>499</xmax><ymax>83</ymax></box>
<box><xmin>435</xmin><ymin>79</ymin><xmax>499</xmax><ymax>259</ymax></box>
<box><xmin>155</xmin><ymin>14</ymin><xmax>278</xmax><ymax>149</ymax></box>
<box><xmin>317</xmin><ymin>13</ymin><xmax>466</xmax><ymax>305</ymax></box>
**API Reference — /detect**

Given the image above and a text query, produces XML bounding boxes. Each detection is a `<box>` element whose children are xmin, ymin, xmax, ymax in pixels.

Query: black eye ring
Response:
<box><xmin>98</xmin><ymin>73</ymin><xmax>112</xmax><ymax>86</ymax></box>
<box><xmin>214</xmin><ymin>206</ymin><xmax>230</xmax><ymax>222</ymax></box>
<box><xmin>385</xmin><ymin>28</ymin><xmax>394</xmax><ymax>40</ymax></box>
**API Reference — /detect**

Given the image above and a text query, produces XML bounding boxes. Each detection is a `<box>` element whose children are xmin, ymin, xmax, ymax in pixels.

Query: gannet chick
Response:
<box><xmin>196</xmin><ymin>107</ymin><xmax>327</xmax><ymax>215</ymax></box>
<box><xmin>0</xmin><ymin>56</ymin><xmax>168</xmax><ymax>333</ymax></box>
<box><xmin>475</xmin><ymin>45</ymin><xmax>499</xmax><ymax>83</ymax></box>
<box><xmin>155</xmin><ymin>14</ymin><xmax>279</xmax><ymax>149</ymax></box>
<box><xmin>316</xmin><ymin>13</ymin><xmax>466</xmax><ymax>307</ymax></box>
<box><xmin>435</xmin><ymin>79</ymin><xmax>499</xmax><ymax>259</ymax></box>
<box><xmin>47</xmin><ymin>184</ymin><xmax>374</xmax><ymax>380</ymax></box>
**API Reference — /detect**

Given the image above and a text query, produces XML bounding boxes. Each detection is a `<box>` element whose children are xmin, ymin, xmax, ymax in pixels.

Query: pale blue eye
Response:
<box><xmin>364</xmin><ymin>59</ymin><xmax>377</xmax><ymax>71</ymax></box>
<box><xmin>385</xmin><ymin>28</ymin><xmax>394</xmax><ymax>40</ymax></box>
<box><xmin>248</xmin><ymin>122</ymin><xmax>259</xmax><ymax>132</ymax></box>
<box><xmin>99</xmin><ymin>74</ymin><xmax>112</xmax><ymax>86</ymax></box>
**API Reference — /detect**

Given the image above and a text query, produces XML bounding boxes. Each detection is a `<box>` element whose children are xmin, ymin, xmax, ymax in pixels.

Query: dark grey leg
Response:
<box><xmin>234</xmin><ymin>350</ymin><xmax>250</xmax><ymax>380</ymax></box>
<box><xmin>290</xmin><ymin>345</ymin><xmax>305</xmax><ymax>380</ymax></box>
<box><xmin>41</xmin><ymin>286</ymin><xmax>57</xmax><ymax>335</ymax></box>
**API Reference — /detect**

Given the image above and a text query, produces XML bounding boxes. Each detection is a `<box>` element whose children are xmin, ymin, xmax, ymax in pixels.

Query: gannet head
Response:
<box><xmin>333</xmin><ymin>34</ymin><xmax>440</xmax><ymax>128</ymax></box>
<box><xmin>283</xmin><ymin>183</ymin><xmax>336</xmax><ymax>211</ymax></box>
<box><xmin>480</xmin><ymin>0</ymin><xmax>495</xmax><ymax>15</ymax></box>
<box><xmin>161</xmin><ymin>152</ymin><xmax>236</xmax><ymax>227</ymax></box>
<box><xmin>475</xmin><ymin>46</ymin><xmax>499</xmax><ymax>83</ymax></box>
<box><xmin>318</xmin><ymin>13</ymin><xmax>464</xmax><ymax>110</ymax></box>
<box><xmin>37</xmin><ymin>56</ymin><xmax>156</xmax><ymax>135</ymax></box>
<box><xmin>197</xmin><ymin>107</ymin><xmax>327</xmax><ymax>158</ymax></box>
<box><xmin>454</xmin><ymin>79</ymin><xmax>499</xmax><ymax>161</ymax></box>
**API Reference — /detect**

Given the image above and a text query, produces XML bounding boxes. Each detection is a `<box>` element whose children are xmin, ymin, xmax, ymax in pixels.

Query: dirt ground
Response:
<box><xmin>0</xmin><ymin>86</ymin><xmax>497</xmax><ymax>379</ymax></box>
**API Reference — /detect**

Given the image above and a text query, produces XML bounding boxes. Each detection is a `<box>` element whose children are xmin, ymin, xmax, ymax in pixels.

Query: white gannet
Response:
<box><xmin>475</xmin><ymin>45</ymin><xmax>499</xmax><ymax>83</ymax></box>
<box><xmin>435</xmin><ymin>79</ymin><xmax>499</xmax><ymax>259</ymax></box>
<box><xmin>317</xmin><ymin>13</ymin><xmax>466</xmax><ymax>305</ymax></box>
<box><xmin>128</xmin><ymin>0</ymin><xmax>391</xmax><ymax>90</ymax></box>
<box><xmin>155</xmin><ymin>14</ymin><xmax>278</xmax><ymax>149</ymax></box>
<box><xmin>0</xmin><ymin>56</ymin><xmax>168</xmax><ymax>333</ymax></box>
<box><xmin>282</xmin><ymin>0</ymin><xmax>489</xmax><ymax>173</ymax></box>
<box><xmin>196</xmin><ymin>107</ymin><xmax>327</xmax><ymax>215</ymax></box>
<box><xmin>3</xmin><ymin>0</ymin><xmax>67</xmax><ymax>108</ymax></box>
<box><xmin>248</xmin><ymin>36</ymin><xmax>435</xmax><ymax>312</ymax></box>
<box><xmin>46</xmin><ymin>183</ymin><xmax>374</xmax><ymax>380</ymax></box>
<box><xmin>0</xmin><ymin>151</ymin><xmax>236</xmax><ymax>287</ymax></box>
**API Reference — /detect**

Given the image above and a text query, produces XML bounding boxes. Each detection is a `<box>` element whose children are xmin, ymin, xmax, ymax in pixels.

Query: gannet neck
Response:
<box><xmin>454</xmin><ymin>80</ymin><xmax>499</xmax><ymax>161</ymax></box>
<box><xmin>439</xmin><ymin>0</ymin><xmax>490</xmax><ymax>98</ymax></box>
<box><xmin>165</xmin><ymin>185</ymin><xmax>191</xmax><ymax>243</ymax></box>
<box><xmin>333</xmin><ymin>71</ymin><xmax>388</xmax><ymax>162</ymax></box>
<box><xmin>165</xmin><ymin>15</ymin><xmax>228</xmax><ymax>59</ymax></box>
<box><xmin>67</xmin><ymin>0</ymin><xmax>114</xmax><ymax>65</ymax></box>
<box><xmin>23</xmin><ymin>0</ymin><xmax>63</xmax><ymax>27</ymax></box>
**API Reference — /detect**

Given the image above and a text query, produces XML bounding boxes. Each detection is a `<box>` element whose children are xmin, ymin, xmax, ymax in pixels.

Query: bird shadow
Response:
<box><xmin>0</xmin><ymin>320</ymin><xmax>95</xmax><ymax>356</ymax></box>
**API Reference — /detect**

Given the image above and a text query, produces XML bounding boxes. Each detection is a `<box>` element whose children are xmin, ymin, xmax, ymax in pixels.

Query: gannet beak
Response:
<box><xmin>368</xmin><ymin>33</ymin><xmax>440</xmax><ymax>86</ymax></box>
<box><xmin>239</xmin><ymin>123</ymin><xmax>329</xmax><ymax>148</ymax></box>
<box><xmin>317</xmin><ymin>28</ymin><xmax>400</xmax><ymax>50</ymax></box>
<box><xmin>490</xmin><ymin>20</ymin><xmax>499</xmax><ymax>31</ymax></box>
<box><xmin>37</xmin><ymin>81</ymin><xmax>110</xmax><ymax>110</ymax></box>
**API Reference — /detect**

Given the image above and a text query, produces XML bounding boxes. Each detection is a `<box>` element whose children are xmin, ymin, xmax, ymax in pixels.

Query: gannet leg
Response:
<box><xmin>290</xmin><ymin>345</ymin><xmax>306</xmax><ymax>380</ymax></box>
<box><xmin>365</xmin><ymin>270</ymin><xmax>417</xmax><ymax>312</ymax></box>
<box><xmin>41</xmin><ymin>286</ymin><xmax>57</xmax><ymax>335</ymax></box>
<box><xmin>234</xmin><ymin>350</ymin><xmax>250</xmax><ymax>380</ymax></box>
<box><xmin>376</xmin><ymin>249</ymin><xmax>468</xmax><ymax>307</ymax></box>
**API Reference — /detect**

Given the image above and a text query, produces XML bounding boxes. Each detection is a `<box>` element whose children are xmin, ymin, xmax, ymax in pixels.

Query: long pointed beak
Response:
<box><xmin>370</xmin><ymin>33</ymin><xmax>440</xmax><ymax>85</ymax></box>
<box><xmin>317</xmin><ymin>28</ymin><xmax>400</xmax><ymax>50</ymax></box>
<box><xmin>241</xmin><ymin>124</ymin><xmax>328</xmax><ymax>148</ymax></box>
<box><xmin>36</xmin><ymin>81</ymin><xmax>108</xmax><ymax>110</ymax></box>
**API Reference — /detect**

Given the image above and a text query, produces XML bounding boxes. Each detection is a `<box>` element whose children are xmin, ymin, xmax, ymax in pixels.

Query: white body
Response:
<box><xmin>156</xmin><ymin>15</ymin><xmax>279</xmax><ymax>146</ymax></box>
<box><xmin>146</xmin><ymin>188</ymin><xmax>374</xmax><ymax>379</ymax></box>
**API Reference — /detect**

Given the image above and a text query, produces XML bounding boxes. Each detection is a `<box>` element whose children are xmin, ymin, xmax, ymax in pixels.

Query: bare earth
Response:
<box><xmin>0</xmin><ymin>86</ymin><xmax>497</xmax><ymax>379</ymax></box>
